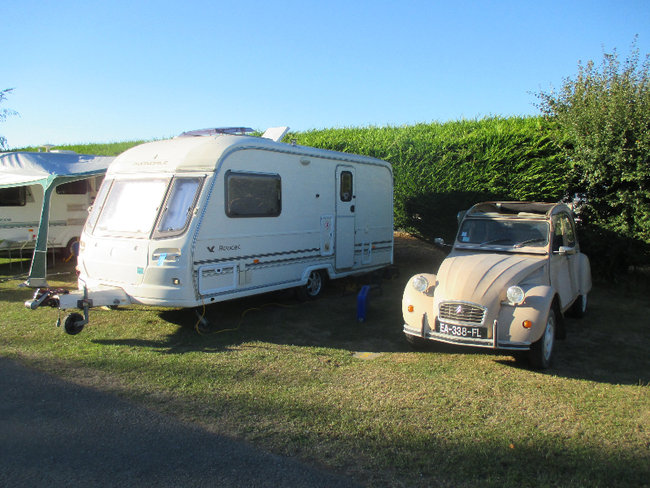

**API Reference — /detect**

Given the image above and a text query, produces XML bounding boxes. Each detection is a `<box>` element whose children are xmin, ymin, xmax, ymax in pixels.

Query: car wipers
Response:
<box><xmin>513</xmin><ymin>238</ymin><xmax>547</xmax><ymax>248</ymax></box>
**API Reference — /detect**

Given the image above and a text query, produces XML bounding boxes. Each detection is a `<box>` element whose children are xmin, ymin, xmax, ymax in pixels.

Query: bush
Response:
<box><xmin>536</xmin><ymin>41</ymin><xmax>650</xmax><ymax>262</ymax></box>
<box><xmin>0</xmin><ymin>88</ymin><xmax>18</xmax><ymax>150</ymax></box>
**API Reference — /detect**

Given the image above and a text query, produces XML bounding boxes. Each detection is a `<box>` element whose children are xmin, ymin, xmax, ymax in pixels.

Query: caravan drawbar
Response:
<box><xmin>27</xmin><ymin>128</ymin><xmax>394</xmax><ymax>333</ymax></box>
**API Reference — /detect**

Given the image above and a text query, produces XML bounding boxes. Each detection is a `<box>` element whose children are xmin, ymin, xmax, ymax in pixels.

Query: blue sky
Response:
<box><xmin>2</xmin><ymin>0</ymin><xmax>649</xmax><ymax>148</ymax></box>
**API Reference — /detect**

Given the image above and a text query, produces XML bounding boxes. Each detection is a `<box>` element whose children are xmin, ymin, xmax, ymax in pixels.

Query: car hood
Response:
<box><xmin>436</xmin><ymin>251</ymin><xmax>546</xmax><ymax>306</ymax></box>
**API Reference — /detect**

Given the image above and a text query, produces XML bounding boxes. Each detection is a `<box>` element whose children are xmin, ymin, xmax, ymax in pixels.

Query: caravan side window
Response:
<box><xmin>56</xmin><ymin>180</ymin><xmax>89</xmax><ymax>195</ymax></box>
<box><xmin>85</xmin><ymin>179</ymin><xmax>113</xmax><ymax>234</ymax></box>
<box><xmin>0</xmin><ymin>187</ymin><xmax>26</xmax><ymax>206</ymax></box>
<box><xmin>154</xmin><ymin>177</ymin><xmax>204</xmax><ymax>238</ymax></box>
<box><xmin>225</xmin><ymin>172</ymin><xmax>281</xmax><ymax>218</ymax></box>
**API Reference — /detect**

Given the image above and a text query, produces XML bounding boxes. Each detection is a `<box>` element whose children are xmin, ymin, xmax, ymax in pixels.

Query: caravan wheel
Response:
<box><xmin>63</xmin><ymin>313</ymin><xmax>85</xmax><ymax>335</ymax></box>
<box><xmin>296</xmin><ymin>270</ymin><xmax>325</xmax><ymax>301</ymax></box>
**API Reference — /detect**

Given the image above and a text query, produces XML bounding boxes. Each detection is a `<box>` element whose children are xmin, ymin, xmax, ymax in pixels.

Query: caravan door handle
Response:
<box><xmin>350</xmin><ymin>205</ymin><xmax>355</xmax><ymax>213</ymax></box>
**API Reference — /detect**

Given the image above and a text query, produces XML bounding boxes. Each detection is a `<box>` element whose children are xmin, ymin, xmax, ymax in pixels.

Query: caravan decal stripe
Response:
<box><xmin>194</xmin><ymin>247</ymin><xmax>321</xmax><ymax>266</ymax></box>
<box><xmin>354</xmin><ymin>240</ymin><xmax>393</xmax><ymax>248</ymax></box>
<box><xmin>0</xmin><ymin>220</ymin><xmax>68</xmax><ymax>229</ymax></box>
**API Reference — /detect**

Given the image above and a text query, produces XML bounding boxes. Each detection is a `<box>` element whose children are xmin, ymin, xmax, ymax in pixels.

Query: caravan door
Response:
<box><xmin>335</xmin><ymin>166</ymin><xmax>356</xmax><ymax>269</ymax></box>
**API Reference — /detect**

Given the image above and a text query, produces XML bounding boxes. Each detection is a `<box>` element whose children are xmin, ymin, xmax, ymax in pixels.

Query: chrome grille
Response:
<box><xmin>439</xmin><ymin>302</ymin><xmax>486</xmax><ymax>325</ymax></box>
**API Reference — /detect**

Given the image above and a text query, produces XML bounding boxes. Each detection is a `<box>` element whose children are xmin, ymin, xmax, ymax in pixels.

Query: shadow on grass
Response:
<box><xmin>93</xmin><ymin>276</ymin><xmax>413</xmax><ymax>355</ymax></box>
<box><xmin>91</xmin><ymin>271</ymin><xmax>650</xmax><ymax>387</ymax></box>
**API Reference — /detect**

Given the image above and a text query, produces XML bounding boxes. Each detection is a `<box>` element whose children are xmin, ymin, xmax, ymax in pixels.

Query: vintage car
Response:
<box><xmin>402</xmin><ymin>201</ymin><xmax>592</xmax><ymax>368</ymax></box>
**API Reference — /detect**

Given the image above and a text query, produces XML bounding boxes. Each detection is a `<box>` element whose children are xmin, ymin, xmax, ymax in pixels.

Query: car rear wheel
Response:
<box><xmin>528</xmin><ymin>308</ymin><xmax>556</xmax><ymax>369</ymax></box>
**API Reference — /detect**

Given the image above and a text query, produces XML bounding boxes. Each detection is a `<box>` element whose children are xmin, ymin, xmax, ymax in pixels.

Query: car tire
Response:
<box><xmin>567</xmin><ymin>294</ymin><xmax>588</xmax><ymax>318</ymax></box>
<box><xmin>296</xmin><ymin>270</ymin><xmax>325</xmax><ymax>301</ymax></box>
<box><xmin>528</xmin><ymin>307</ymin><xmax>556</xmax><ymax>369</ymax></box>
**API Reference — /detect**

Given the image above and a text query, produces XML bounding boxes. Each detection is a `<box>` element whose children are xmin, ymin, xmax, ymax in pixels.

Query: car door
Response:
<box><xmin>549</xmin><ymin>212</ymin><xmax>579</xmax><ymax>309</ymax></box>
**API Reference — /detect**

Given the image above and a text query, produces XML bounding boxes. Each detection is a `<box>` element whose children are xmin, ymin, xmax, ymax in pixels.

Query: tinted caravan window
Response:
<box><xmin>225</xmin><ymin>172</ymin><xmax>281</xmax><ymax>218</ymax></box>
<box><xmin>0</xmin><ymin>187</ymin><xmax>26</xmax><ymax>206</ymax></box>
<box><xmin>56</xmin><ymin>180</ymin><xmax>89</xmax><ymax>195</ymax></box>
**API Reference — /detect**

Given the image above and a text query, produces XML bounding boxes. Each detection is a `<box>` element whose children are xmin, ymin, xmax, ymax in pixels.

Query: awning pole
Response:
<box><xmin>24</xmin><ymin>184</ymin><xmax>55</xmax><ymax>288</ymax></box>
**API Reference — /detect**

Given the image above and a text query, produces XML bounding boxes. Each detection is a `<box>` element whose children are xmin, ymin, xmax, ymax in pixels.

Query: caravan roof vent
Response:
<box><xmin>177</xmin><ymin>127</ymin><xmax>254</xmax><ymax>138</ymax></box>
<box><xmin>261</xmin><ymin>126</ymin><xmax>290</xmax><ymax>142</ymax></box>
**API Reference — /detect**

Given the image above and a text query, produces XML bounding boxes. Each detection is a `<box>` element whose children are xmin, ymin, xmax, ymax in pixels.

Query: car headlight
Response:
<box><xmin>506</xmin><ymin>285</ymin><xmax>525</xmax><ymax>305</ymax></box>
<box><xmin>412</xmin><ymin>275</ymin><xmax>429</xmax><ymax>293</ymax></box>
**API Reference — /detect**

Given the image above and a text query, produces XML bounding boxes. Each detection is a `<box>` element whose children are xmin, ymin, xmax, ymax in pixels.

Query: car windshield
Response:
<box><xmin>456</xmin><ymin>218</ymin><xmax>549</xmax><ymax>249</ymax></box>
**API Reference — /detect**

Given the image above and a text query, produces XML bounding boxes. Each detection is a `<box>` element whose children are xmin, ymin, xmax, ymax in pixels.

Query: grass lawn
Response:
<box><xmin>1</xmin><ymin>235</ymin><xmax>648</xmax><ymax>487</ymax></box>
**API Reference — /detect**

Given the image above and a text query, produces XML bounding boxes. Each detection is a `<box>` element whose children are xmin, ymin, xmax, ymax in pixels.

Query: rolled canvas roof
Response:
<box><xmin>0</xmin><ymin>152</ymin><xmax>114</xmax><ymax>189</ymax></box>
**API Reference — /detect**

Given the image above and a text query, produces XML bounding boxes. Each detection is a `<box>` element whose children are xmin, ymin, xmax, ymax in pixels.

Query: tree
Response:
<box><xmin>536</xmin><ymin>41</ymin><xmax>650</xmax><ymax>251</ymax></box>
<box><xmin>1</xmin><ymin>88</ymin><xmax>18</xmax><ymax>149</ymax></box>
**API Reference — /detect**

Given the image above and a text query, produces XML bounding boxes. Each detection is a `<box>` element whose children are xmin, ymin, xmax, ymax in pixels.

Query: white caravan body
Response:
<box><xmin>0</xmin><ymin>152</ymin><xmax>112</xmax><ymax>254</ymax></box>
<box><xmin>73</xmin><ymin>133</ymin><xmax>393</xmax><ymax>309</ymax></box>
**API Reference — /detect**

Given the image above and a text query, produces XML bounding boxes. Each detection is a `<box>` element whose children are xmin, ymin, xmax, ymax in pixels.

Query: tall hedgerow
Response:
<box><xmin>292</xmin><ymin>117</ymin><xmax>566</xmax><ymax>241</ymax></box>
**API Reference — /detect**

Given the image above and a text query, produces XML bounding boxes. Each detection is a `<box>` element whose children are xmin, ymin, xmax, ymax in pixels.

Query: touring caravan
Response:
<box><xmin>0</xmin><ymin>152</ymin><xmax>113</xmax><ymax>273</ymax></box>
<box><xmin>27</xmin><ymin>128</ymin><xmax>394</xmax><ymax>334</ymax></box>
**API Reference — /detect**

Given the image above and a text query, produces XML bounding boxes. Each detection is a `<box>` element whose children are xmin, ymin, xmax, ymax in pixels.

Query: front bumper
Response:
<box><xmin>403</xmin><ymin>302</ymin><xmax>541</xmax><ymax>351</ymax></box>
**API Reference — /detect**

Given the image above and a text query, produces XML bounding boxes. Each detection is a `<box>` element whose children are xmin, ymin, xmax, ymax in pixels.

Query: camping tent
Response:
<box><xmin>0</xmin><ymin>151</ymin><xmax>114</xmax><ymax>287</ymax></box>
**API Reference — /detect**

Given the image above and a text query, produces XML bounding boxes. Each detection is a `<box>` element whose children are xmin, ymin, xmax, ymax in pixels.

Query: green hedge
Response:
<box><xmin>25</xmin><ymin>119</ymin><xmax>647</xmax><ymax>273</ymax></box>
<box><xmin>291</xmin><ymin>117</ymin><xmax>567</xmax><ymax>241</ymax></box>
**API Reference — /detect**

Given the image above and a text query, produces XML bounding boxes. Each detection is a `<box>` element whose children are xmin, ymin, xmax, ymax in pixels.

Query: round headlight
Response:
<box><xmin>506</xmin><ymin>285</ymin><xmax>525</xmax><ymax>305</ymax></box>
<box><xmin>412</xmin><ymin>275</ymin><xmax>429</xmax><ymax>293</ymax></box>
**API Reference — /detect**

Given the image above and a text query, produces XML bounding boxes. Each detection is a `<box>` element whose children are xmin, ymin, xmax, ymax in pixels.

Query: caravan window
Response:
<box><xmin>85</xmin><ymin>179</ymin><xmax>113</xmax><ymax>233</ymax></box>
<box><xmin>340</xmin><ymin>171</ymin><xmax>353</xmax><ymax>202</ymax></box>
<box><xmin>56</xmin><ymin>180</ymin><xmax>89</xmax><ymax>195</ymax></box>
<box><xmin>0</xmin><ymin>187</ymin><xmax>26</xmax><ymax>206</ymax></box>
<box><xmin>225</xmin><ymin>172</ymin><xmax>281</xmax><ymax>218</ymax></box>
<box><xmin>93</xmin><ymin>178</ymin><xmax>169</xmax><ymax>237</ymax></box>
<box><xmin>155</xmin><ymin>177</ymin><xmax>203</xmax><ymax>237</ymax></box>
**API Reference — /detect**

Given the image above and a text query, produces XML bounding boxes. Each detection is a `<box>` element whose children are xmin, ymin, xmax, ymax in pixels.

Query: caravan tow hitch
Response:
<box><xmin>25</xmin><ymin>287</ymin><xmax>91</xmax><ymax>335</ymax></box>
<box><xmin>26</xmin><ymin>288</ymin><xmax>68</xmax><ymax>309</ymax></box>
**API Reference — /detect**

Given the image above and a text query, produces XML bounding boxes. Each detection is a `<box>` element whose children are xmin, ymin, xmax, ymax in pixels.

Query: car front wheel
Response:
<box><xmin>528</xmin><ymin>308</ymin><xmax>556</xmax><ymax>369</ymax></box>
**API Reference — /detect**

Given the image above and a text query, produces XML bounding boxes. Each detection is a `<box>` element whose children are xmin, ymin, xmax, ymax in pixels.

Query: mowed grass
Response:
<box><xmin>1</xmin><ymin>235</ymin><xmax>648</xmax><ymax>487</ymax></box>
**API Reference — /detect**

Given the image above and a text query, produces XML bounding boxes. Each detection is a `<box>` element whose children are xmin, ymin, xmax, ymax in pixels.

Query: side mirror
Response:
<box><xmin>434</xmin><ymin>238</ymin><xmax>448</xmax><ymax>248</ymax></box>
<box><xmin>557</xmin><ymin>246</ymin><xmax>576</xmax><ymax>256</ymax></box>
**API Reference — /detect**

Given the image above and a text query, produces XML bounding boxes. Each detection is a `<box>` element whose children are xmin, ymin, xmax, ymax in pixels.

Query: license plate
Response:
<box><xmin>437</xmin><ymin>322</ymin><xmax>486</xmax><ymax>339</ymax></box>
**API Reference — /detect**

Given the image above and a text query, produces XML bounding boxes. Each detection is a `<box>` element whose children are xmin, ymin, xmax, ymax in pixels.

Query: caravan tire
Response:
<box><xmin>296</xmin><ymin>270</ymin><xmax>325</xmax><ymax>301</ymax></box>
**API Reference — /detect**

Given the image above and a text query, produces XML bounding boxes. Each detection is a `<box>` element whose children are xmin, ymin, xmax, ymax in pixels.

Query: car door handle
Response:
<box><xmin>350</xmin><ymin>205</ymin><xmax>355</xmax><ymax>213</ymax></box>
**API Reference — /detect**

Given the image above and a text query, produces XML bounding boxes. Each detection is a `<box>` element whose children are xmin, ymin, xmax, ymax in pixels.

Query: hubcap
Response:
<box><xmin>307</xmin><ymin>272</ymin><xmax>322</xmax><ymax>296</ymax></box>
<box><xmin>543</xmin><ymin>313</ymin><xmax>555</xmax><ymax>361</ymax></box>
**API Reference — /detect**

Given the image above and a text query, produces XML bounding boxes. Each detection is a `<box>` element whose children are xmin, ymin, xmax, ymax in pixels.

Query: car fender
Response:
<box><xmin>402</xmin><ymin>273</ymin><xmax>436</xmax><ymax>335</ymax></box>
<box><xmin>498</xmin><ymin>285</ymin><xmax>556</xmax><ymax>345</ymax></box>
<box><xmin>578</xmin><ymin>253</ymin><xmax>592</xmax><ymax>295</ymax></box>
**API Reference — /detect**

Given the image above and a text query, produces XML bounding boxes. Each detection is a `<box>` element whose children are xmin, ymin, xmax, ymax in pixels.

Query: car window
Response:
<box><xmin>457</xmin><ymin>218</ymin><xmax>548</xmax><ymax>248</ymax></box>
<box><xmin>552</xmin><ymin>213</ymin><xmax>576</xmax><ymax>250</ymax></box>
